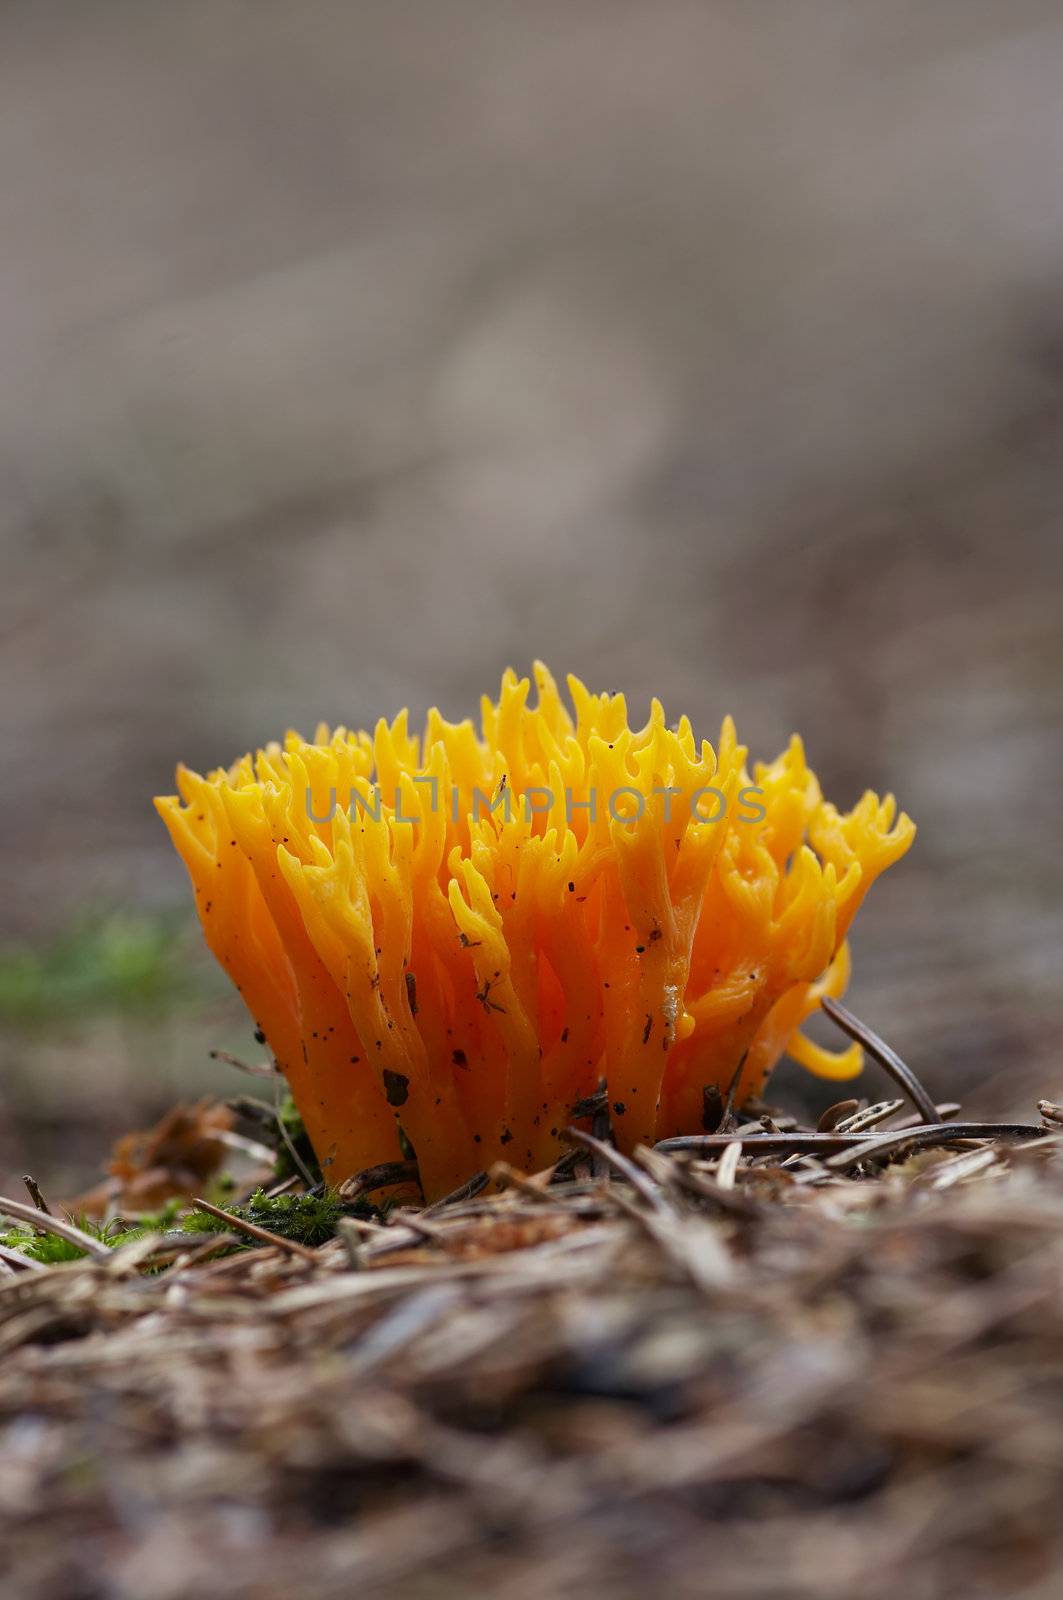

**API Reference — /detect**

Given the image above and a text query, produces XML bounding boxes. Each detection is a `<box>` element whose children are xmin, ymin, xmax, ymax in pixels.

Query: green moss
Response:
<box><xmin>0</xmin><ymin>1213</ymin><xmax>134</xmax><ymax>1264</ymax></box>
<box><xmin>1</xmin><ymin>1185</ymin><xmax>348</xmax><ymax>1267</ymax></box>
<box><xmin>0</xmin><ymin>1227</ymin><xmax>88</xmax><ymax>1265</ymax></box>
<box><xmin>185</xmin><ymin>1187</ymin><xmax>344</xmax><ymax>1248</ymax></box>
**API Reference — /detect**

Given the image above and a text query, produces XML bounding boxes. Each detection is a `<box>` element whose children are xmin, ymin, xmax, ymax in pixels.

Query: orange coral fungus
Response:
<box><xmin>156</xmin><ymin>665</ymin><xmax>914</xmax><ymax>1199</ymax></box>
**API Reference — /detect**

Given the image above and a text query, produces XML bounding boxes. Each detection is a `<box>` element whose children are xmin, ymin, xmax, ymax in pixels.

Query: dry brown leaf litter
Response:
<box><xmin>1</xmin><ymin>1114</ymin><xmax>1063</xmax><ymax>1599</ymax></box>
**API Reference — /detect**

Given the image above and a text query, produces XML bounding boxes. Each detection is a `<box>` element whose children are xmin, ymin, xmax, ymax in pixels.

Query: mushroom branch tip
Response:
<box><xmin>156</xmin><ymin>663</ymin><xmax>914</xmax><ymax>1199</ymax></box>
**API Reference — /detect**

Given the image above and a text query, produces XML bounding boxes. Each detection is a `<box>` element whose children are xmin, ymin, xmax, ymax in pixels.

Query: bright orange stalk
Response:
<box><xmin>156</xmin><ymin>664</ymin><xmax>914</xmax><ymax>1198</ymax></box>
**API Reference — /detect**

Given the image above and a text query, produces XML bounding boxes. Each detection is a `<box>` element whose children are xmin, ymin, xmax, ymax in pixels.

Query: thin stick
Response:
<box><xmin>658</xmin><ymin>1132</ymin><xmax>858</xmax><ymax>1155</ymax></box>
<box><xmin>339</xmin><ymin>1161</ymin><xmax>420</xmax><ymax>1203</ymax></box>
<box><xmin>820</xmin><ymin>998</ymin><xmax>939</xmax><ymax>1123</ymax></box>
<box><xmin>489</xmin><ymin>1162</ymin><xmax>559</xmax><ymax>1203</ymax></box>
<box><xmin>23</xmin><ymin>1175</ymin><xmax>52</xmax><ymax>1215</ymax></box>
<box><xmin>420</xmin><ymin>1170</ymin><xmax>489</xmax><ymax>1217</ymax></box>
<box><xmin>720</xmin><ymin>1051</ymin><xmax>748</xmax><ymax>1130</ymax></box>
<box><xmin>570</xmin><ymin>1086</ymin><xmax>608</xmax><ymax>1120</ymax></box>
<box><xmin>891</xmin><ymin>1102</ymin><xmax>961</xmax><ymax>1129</ymax></box>
<box><xmin>0</xmin><ymin>1195</ymin><xmax>112</xmax><ymax>1261</ymax></box>
<box><xmin>209</xmin><ymin>1048</ymin><xmax>275</xmax><ymax>1079</ymax></box>
<box><xmin>562</xmin><ymin>1127</ymin><xmax>667</xmax><ymax>1212</ymax></box>
<box><xmin>272</xmin><ymin>1070</ymin><xmax>317</xmax><ymax>1189</ymax></box>
<box><xmin>825</xmin><ymin>1126</ymin><xmax>955</xmax><ymax>1171</ymax></box>
<box><xmin>190</xmin><ymin>1197</ymin><xmax>318</xmax><ymax>1263</ymax></box>
<box><xmin>655</xmin><ymin>1122</ymin><xmax>1046</xmax><ymax>1158</ymax></box>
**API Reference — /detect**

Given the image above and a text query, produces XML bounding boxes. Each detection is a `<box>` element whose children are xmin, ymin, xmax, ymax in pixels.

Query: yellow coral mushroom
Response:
<box><xmin>156</xmin><ymin>664</ymin><xmax>914</xmax><ymax>1199</ymax></box>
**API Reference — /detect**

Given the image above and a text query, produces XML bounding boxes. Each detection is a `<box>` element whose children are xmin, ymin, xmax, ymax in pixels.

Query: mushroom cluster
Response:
<box><xmin>157</xmin><ymin>665</ymin><xmax>914</xmax><ymax>1198</ymax></box>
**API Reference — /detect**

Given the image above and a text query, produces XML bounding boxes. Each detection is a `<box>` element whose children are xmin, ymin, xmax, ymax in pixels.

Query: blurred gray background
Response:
<box><xmin>2</xmin><ymin>0</ymin><xmax>1061</xmax><ymax>1190</ymax></box>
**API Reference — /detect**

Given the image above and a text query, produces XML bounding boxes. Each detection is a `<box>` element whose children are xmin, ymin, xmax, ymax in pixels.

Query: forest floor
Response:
<box><xmin>2</xmin><ymin>1072</ymin><xmax>1063</xmax><ymax>1600</ymax></box>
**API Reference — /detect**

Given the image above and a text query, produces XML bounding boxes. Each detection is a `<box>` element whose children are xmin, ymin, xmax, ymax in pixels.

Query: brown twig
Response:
<box><xmin>489</xmin><ymin>1162</ymin><xmax>560</xmax><ymax>1202</ymax></box>
<box><xmin>655</xmin><ymin>1122</ymin><xmax>1047</xmax><ymax>1158</ymax></box>
<box><xmin>823</xmin><ymin>1121</ymin><xmax>1052</xmax><ymax>1171</ymax></box>
<box><xmin>209</xmin><ymin>1048</ymin><xmax>276</xmax><ymax>1079</ymax></box>
<box><xmin>339</xmin><ymin>1161</ymin><xmax>421</xmax><ymax>1202</ymax></box>
<box><xmin>570</xmin><ymin>1086</ymin><xmax>608</xmax><ymax>1120</ymax></box>
<box><xmin>720</xmin><ymin>1050</ymin><xmax>748</xmax><ymax>1130</ymax></box>
<box><xmin>562</xmin><ymin>1127</ymin><xmax>668</xmax><ymax>1211</ymax></box>
<box><xmin>190</xmin><ymin>1197</ymin><xmax>318</xmax><ymax>1263</ymax></box>
<box><xmin>0</xmin><ymin>1196</ymin><xmax>112</xmax><ymax>1261</ymax></box>
<box><xmin>22</xmin><ymin>1175</ymin><xmax>52</xmax><ymax>1215</ymax></box>
<box><xmin>820</xmin><ymin>997</ymin><xmax>939</xmax><ymax>1123</ymax></box>
<box><xmin>272</xmin><ymin>1070</ymin><xmax>317</xmax><ymax>1189</ymax></box>
<box><xmin>420</xmin><ymin>1170</ymin><xmax>490</xmax><ymax>1216</ymax></box>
